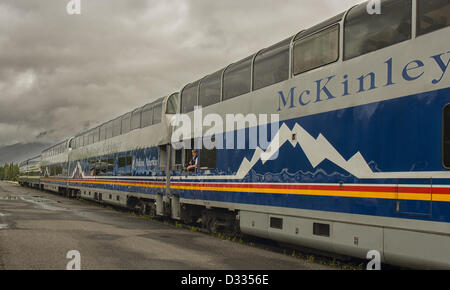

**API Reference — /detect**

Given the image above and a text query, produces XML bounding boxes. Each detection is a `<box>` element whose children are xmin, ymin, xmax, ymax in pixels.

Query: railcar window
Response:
<box><xmin>223</xmin><ymin>56</ymin><xmax>252</xmax><ymax>101</ymax></box>
<box><xmin>89</xmin><ymin>160</ymin><xmax>96</xmax><ymax>176</ymax></box>
<box><xmin>166</xmin><ymin>93</ymin><xmax>179</xmax><ymax>114</ymax></box>
<box><xmin>199</xmin><ymin>70</ymin><xmax>222</xmax><ymax>108</ymax></box>
<box><xmin>107</xmin><ymin>158</ymin><xmax>114</xmax><ymax>173</ymax></box>
<box><xmin>131</xmin><ymin>108</ymin><xmax>142</xmax><ymax>130</ymax></box>
<box><xmin>100</xmin><ymin>125</ymin><xmax>106</xmax><ymax>141</ymax></box>
<box><xmin>293</xmin><ymin>25</ymin><xmax>339</xmax><ymax>75</ymax></box>
<box><xmin>200</xmin><ymin>136</ymin><xmax>217</xmax><ymax>170</ymax></box>
<box><xmin>90</xmin><ymin>130</ymin><xmax>96</xmax><ymax>144</ymax></box>
<box><xmin>183</xmin><ymin>139</ymin><xmax>196</xmax><ymax>169</ymax></box>
<box><xmin>153</xmin><ymin>104</ymin><xmax>162</xmax><ymax>124</ymax></box>
<box><xmin>254</xmin><ymin>38</ymin><xmax>290</xmax><ymax>90</ymax></box>
<box><xmin>113</xmin><ymin>118</ymin><xmax>121</xmax><ymax>137</ymax></box>
<box><xmin>100</xmin><ymin>159</ymin><xmax>108</xmax><ymax>175</ymax></box>
<box><xmin>118</xmin><ymin>157</ymin><xmax>126</xmax><ymax>168</ymax></box>
<box><xmin>344</xmin><ymin>0</ymin><xmax>412</xmax><ymax>60</ymax></box>
<box><xmin>443</xmin><ymin>105</ymin><xmax>450</xmax><ymax>168</ymax></box>
<box><xmin>106</xmin><ymin>121</ymin><xmax>113</xmax><ymax>139</ymax></box>
<box><xmin>84</xmin><ymin>134</ymin><xmax>89</xmax><ymax>146</ymax></box>
<box><xmin>417</xmin><ymin>0</ymin><xmax>450</xmax><ymax>36</ymax></box>
<box><xmin>118</xmin><ymin>156</ymin><xmax>132</xmax><ymax>168</ymax></box>
<box><xmin>121</xmin><ymin>113</ymin><xmax>131</xmax><ymax>135</ymax></box>
<box><xmin>174</xmin><ymin>149</ymin><xmax>183</xmax><ymax>166</ymax></box>
<box><xmin>93</xmin><ymin>128</ymin><xmax>100</xmax><ymax>143</ymax></box>
<box><xmin>142</xmin><ymin>105</ymin><xmax>154</xmax><ymax>127</ymax></box>
<box><xmin>127</xmin><ymin>156</ymin><xmax>132</xmax><ymax>166</ymax></box>
<box><xmin>95</xmin><ymin>160</ymin><xmax>102</xmax><ymax>176</ymax></box>
<box><xmin>200</xmin><ymin>149</ymin><xmax>217</xmax><ymax>170</ymax></box>
<box><xmin>89</xmin><ymin>131</ymin><xmax>95</xmax><ymax>145</ymax></box>
<box><xmin>181</xmin><ymin>81</ymin><xmax>199</xmax><ymax>114</ymax></box>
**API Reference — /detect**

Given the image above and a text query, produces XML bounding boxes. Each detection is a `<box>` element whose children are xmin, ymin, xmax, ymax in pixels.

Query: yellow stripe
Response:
<box><xmin>433</xmin><ymin>194</ymin><xmax>450</xmax><ymax>202</ymax></box>
<box><xmin>41</xmin><ymin>179</ymin><xmax>450</xmax><ymax>202</ymax></box>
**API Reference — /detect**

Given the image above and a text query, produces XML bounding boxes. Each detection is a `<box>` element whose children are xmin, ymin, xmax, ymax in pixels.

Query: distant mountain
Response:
<box><xmin>0</xmin><ymin>143</ymin><xmax>51</xmax><ymax>165</ymax></box>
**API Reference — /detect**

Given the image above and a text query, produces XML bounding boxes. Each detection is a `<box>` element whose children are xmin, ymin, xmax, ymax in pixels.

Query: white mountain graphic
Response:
<box><xmin>71</xmin><ymin>161</ymin><xmax>87</xmax><ymax>179</ymax></box>
<box><xmin>235</xmin><ymin>123</ymin><xmax>373</xmax><ymax>179</ymax></box>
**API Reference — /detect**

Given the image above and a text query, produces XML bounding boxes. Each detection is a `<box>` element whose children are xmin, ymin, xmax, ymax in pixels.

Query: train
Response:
<box><xmin>18</xmin><ymin>155</ymin><xmax>41</xmax><ymax>188</ymax></box>
<box><xmin>18</xmin><ymin>0</ymin><xmax>450</xmax><ymax>269</ymax></box>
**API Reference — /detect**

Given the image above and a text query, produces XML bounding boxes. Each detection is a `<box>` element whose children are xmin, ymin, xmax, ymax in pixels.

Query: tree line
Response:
<box><xmin>0</xmin><ymin>163</ymin><xmax>19</xmax><ymax>181</ymax></box>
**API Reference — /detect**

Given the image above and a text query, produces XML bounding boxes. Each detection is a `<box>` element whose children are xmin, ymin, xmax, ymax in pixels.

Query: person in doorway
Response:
<box><xmin>186</xmin><ymin>149</ymin><xmax>199</xmax><ymax>172</ymax></box>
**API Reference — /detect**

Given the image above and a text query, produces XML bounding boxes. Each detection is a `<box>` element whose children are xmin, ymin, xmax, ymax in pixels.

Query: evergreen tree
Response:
<box><xmin>4</xmin><ymin>163</ymin><xmax>10</xmax><ymax>180</ymax></box>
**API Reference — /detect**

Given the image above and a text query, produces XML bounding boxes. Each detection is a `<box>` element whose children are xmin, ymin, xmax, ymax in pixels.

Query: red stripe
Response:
<box><xmin>71</xmin><ymin>179</ymin><xmax>165</xmax><ymax>186</ymax></box>
<box><xmin>431</xmin><ymin>188</ymin><xmax>450</xmax><ymax>195</ymax></box>
<box><xmin>67</xmin><ymin>179</ymin><xmax>450</xmax><ymax>195</ymax></box>
<box><xmin>171</xmin><ymin>182</ymin><xmax>399</xmax><ymax>192</ymax></box>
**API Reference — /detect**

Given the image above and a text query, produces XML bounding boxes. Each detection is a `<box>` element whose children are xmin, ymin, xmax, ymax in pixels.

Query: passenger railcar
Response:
<box><xmin>64</xmin><ymin>95</ymin><xmax>179</xmax><ymax>213</ymax></box>
<box><xmin>40</xmin><ymin>141</ymin><xmax>70</xmax><ymax>193</ymax></box>
<box><xmin>26</xmin><ymin>0</ymin><xmax>450</xmax><ymax>269</ymax></box>
<box><xmin>18</xmin><ymin>155</ymin><xmax>42</xmax><ymax>188</ymax></box>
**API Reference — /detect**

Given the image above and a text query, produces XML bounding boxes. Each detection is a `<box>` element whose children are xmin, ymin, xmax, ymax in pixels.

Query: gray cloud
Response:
<box><xmin>0</xmin><ymin>0</ymin><xmax>363</xmax><ymax>146</ymax></box>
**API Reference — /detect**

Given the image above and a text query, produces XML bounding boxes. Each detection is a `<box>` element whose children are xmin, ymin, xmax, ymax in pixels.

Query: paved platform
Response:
<box><xmin>0</xmin><ymin>182</ymin><xmax>333</xmax><ymax>270</ymax></box>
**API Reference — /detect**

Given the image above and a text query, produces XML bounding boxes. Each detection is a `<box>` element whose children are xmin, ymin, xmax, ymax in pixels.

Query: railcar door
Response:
<box><xmin>156</xmin><ymin>144</ymin><xmax>172</xmax><ymax>216</ymax></box>
<box><xmin>396</xmin><ymin>179</ymin><xmax>432</xmax><ymax>218</ymax></box>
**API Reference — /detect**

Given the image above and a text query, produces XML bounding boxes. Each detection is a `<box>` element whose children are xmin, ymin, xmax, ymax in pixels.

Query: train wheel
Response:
<box><xmin>147</xmin><ymin>203</ymin><xmax>157</xmax><ymax>218</ymax></box>
<box><xmin>203</xmin><ymin>215</ymin><xmax>218</xmax><ymax>234</ymax></box>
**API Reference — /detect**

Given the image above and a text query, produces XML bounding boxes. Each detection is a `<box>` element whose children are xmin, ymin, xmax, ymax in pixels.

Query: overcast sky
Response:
<box><xmin>0</xmin><ymin>0</ymin><xmax>363</xmax><ymax>146</ymax></box>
